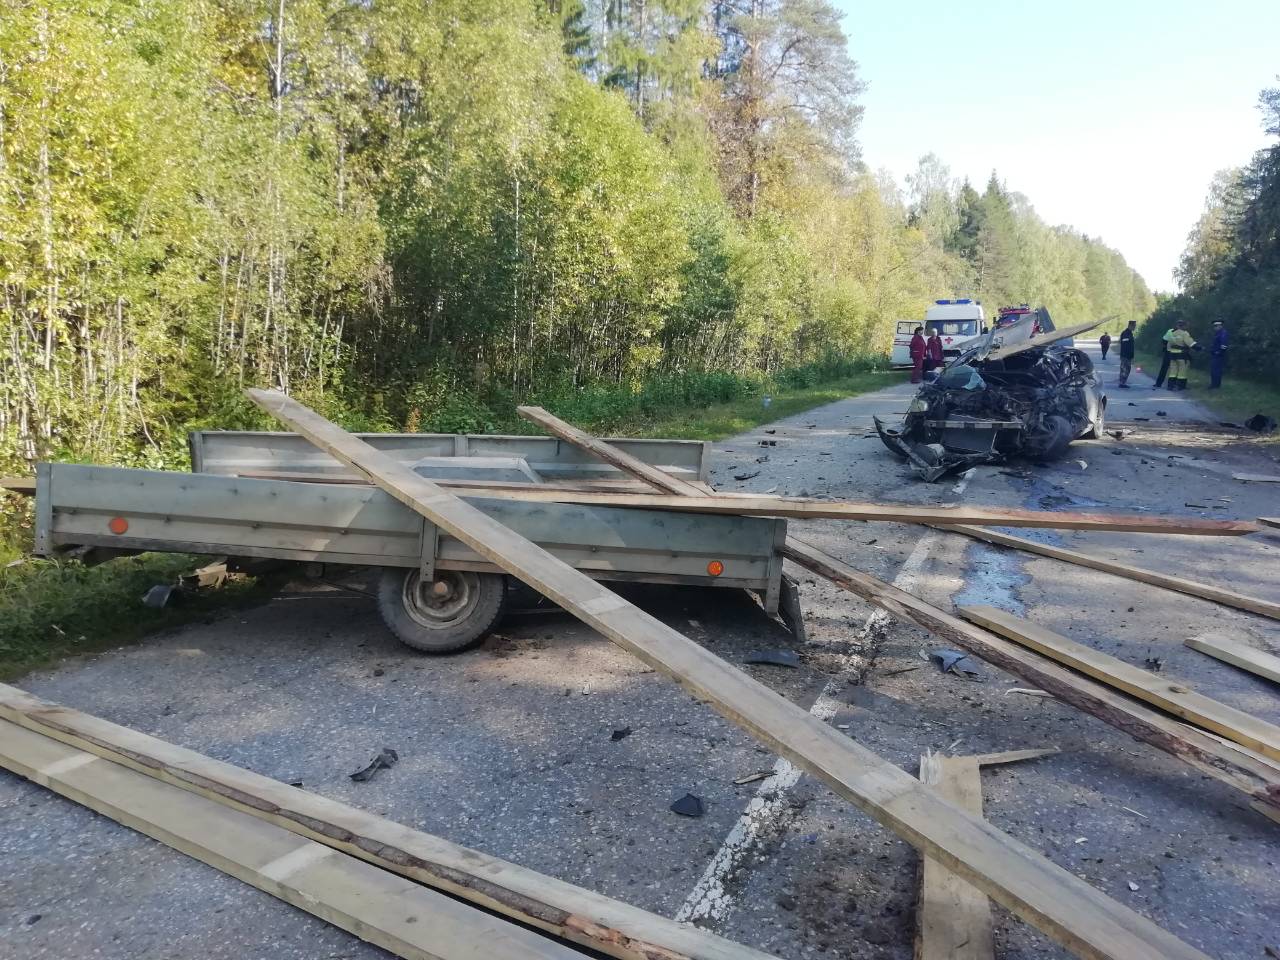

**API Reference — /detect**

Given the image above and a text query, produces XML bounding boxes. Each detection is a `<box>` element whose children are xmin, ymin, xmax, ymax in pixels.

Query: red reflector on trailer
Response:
<box><xmin>108</xmin><ymin>517</ymin><xmax>129</xmax><ymax>535</ymax></box>
<box><xmin>707</xmin><ymin>560</ymin><xmax>724</xmax><ymax>577</ymax></box>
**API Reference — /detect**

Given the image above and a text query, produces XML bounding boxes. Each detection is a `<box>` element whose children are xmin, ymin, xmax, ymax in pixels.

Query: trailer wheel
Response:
<box><xmin>377</xmin><ymin>569</ymin><xmax>507</xmax><ymax>653</ymax></box>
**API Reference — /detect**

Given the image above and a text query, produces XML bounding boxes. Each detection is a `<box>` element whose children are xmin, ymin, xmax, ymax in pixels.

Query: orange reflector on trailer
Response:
<box><xmin>706</xmin><ymin>560</ymin><xmax>724</xmax><ymax>577</ymax></box>
<box><xmin>108</xmin><ymin>517</ymin><xmax>129</xmax><ymax>535</ymax></box>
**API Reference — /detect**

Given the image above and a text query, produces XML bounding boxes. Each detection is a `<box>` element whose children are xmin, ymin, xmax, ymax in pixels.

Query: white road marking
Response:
<box><xmin>675</xmin><ymin>472</ymin><xmax>972</xmax><ymax>926</ymax></box>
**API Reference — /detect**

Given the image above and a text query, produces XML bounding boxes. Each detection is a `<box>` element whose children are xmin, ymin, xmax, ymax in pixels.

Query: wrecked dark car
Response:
<box><xmin>877</xmin><ymin>341</ymin><xmax>1106</xmax><ymax>481</ymax></box>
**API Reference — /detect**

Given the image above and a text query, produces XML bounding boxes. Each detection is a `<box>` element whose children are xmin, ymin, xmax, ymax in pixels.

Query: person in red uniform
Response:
<box><xmin>925</xmin><ymin>330</ymin><xmax>945</xmax><ymax>372</ymax></box>
<box><xmin>909</xmin><ymin>326</ymin><xmax>926</xmax><ymax>383</ymax></box>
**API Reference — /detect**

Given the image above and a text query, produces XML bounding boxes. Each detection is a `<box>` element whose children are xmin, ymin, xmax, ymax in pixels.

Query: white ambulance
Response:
<box><xmin>891</xmin><ymin>299</ymin><xmax>986</xmax><ymax>367</ymax></box>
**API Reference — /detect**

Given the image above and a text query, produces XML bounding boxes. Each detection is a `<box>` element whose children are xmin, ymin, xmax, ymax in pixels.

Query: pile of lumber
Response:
<box><xmin>7</xmin><ymin>389</ymin><xmax>1277</xmax><ymax>960</ymax></box>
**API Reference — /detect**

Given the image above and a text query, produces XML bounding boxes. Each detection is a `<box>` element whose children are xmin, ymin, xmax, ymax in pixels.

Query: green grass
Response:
<box><xmin>584</xmin><ymin>368</ymin><xmax>906</xmax><ymax>440</ymax></box>
<box><xmin>0</xmin><ymin>549</ymin><xmax>275</xmax><ymax>681</ymax></box>
<box><xmin>1135</xmin><ymin>349</ymin><xmax>1280</xmax><ymax>428</ymax></box>
<box><xmin>0</xmin><ymin>364</ymin><xmax>899</xmax><ymax>679</ymax></box>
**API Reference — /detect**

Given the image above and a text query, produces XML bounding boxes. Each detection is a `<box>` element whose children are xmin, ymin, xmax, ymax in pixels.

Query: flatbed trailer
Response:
<box><xmin>33</xmin><ymin>432</ymin><xmax>800</xmax><ymax>652</ymax></box>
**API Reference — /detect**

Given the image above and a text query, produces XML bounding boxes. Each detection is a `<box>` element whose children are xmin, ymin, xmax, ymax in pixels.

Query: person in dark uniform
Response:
<box><xmin>1209</xmin><ymin>320</ymin><xmax>1228</xmax><ymax>389</ymax></box>
<box><xmin>1117</xmin><ymin>320</ymin><xmax>1136</xmax><ymax>388</ymax></box>
<box><xmin>1099</xmin><ymin>332</ymin><xmax>1111</xmax><ymax>359</ymax></box>
<box><xmin>1153</xmin><ymin>325</ymin><xmax>1175</xmax><ymax>388</ymax></box>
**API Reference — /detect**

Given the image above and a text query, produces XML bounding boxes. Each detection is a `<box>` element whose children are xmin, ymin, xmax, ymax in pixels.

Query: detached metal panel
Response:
<box><xmin>190</xmin><ymin>431</ymin><xmax>708</xmax><ymax>482</ymax></box>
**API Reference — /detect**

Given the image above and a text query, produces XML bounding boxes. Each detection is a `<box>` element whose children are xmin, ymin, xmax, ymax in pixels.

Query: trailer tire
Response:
<box><xmin>377</xmin><ymin>568</ymin><xmax>507</xmax><ymax>654</ymax></box>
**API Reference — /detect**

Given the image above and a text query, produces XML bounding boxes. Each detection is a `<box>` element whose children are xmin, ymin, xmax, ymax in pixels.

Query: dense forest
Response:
<box><xmin>0</xmin><ymin>0</ymin><xmax>1153</xmax><ymax>473</ymax></box>
<box><xmin>1142</xmin><ymin>83</ymin><xmax>1280</xmax><ymax>371</ymax></box>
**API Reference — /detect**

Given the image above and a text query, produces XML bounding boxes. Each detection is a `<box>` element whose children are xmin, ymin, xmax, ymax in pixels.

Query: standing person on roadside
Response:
<box><xmin>1099</xmin><ymin>331</ymin><xmax>1112</xmax><ymax>360</ymax></box>
<box><xmin>1209</xmin><ymin>320</ymin><xmax>1229</xmax><ymax>389</ymax></box>
<box><xmin>1117</xmin><ymin>320</ymin><xmax>1137</xmax><ymax>388</ymax></box>
<box><xmin>925</xmin><ymin>329</ymin><xmax>945</xmax><ymax>374</ymax></box>
<box><xmin>909</xmin><ymin>326</ymin><xmax>926</xmax><ymax>384</ymax></box>
<box><xmin>1153</xmin><ymin>324</ymin><xmax>1175</xmax><ymax>388</ymax></box>
<box><xmin>1164</xmin><ymin>320</ymin><xmax>1198</xmax><ymax>391</ymax></box>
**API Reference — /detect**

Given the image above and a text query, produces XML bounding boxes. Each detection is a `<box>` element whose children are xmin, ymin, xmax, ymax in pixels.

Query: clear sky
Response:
<box><xmin>834</xmin><ymin>0</ymin><xmax>1279</xmax><ymax>291</ymax></box>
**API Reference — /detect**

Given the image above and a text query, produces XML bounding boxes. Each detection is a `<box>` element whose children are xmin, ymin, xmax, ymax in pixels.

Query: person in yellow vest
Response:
<box><xmin>1164</xmin><ymin>320</ymin><xmax>1199</xmax><ymax>391</ymax></box>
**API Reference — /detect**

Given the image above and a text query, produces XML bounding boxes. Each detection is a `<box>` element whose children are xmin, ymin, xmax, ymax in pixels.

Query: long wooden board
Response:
<box><xmin>780</xmin><ymin>539</ymin><xmax>1280</xmax><ymax>821</ymax></box>
<box><xmin>939</xmin><ymin>525</ymin><xmax>1280</xmax><ymax>621</ymax></box>
<box><xmin>517</xmin><ymin>405</ymin><xmax>1280</xmax><ymax>822</ymax></box>
<box><xmin>1185</xmin><ymin>636</ymin><xmax>1280</xmax><ymax>686</ymax></box>
<box><xmin>916</xmin><ymin>748</ymin><xmax>1055</xmax><ymax>960</ymax></box>
<box><xmin>249</xmin><ymin>389</ymin><xmax>1212</xmax><ymax>960</ymax></box>
<box><xmin>960</xmin><ymin>605</ymin><xmax>1280</xmax><ymax>763</ymax></box>
<box><xmin>0</xmin><ymin>684</ymin><xmax>774</xmax><ymax>960</ymax></box>
<box><xmin>518</xmin><ymin>406</ymin><xmax>707</xmax><ymax>497</ymax></box>
<box><xmin>0</xmin><ymin>718</ymin><xmax>582</xmax><ymax>960</ymax></box>
<box><xmin>393</xmin><ymin>485</ymin><xmax>1254</xmax><ymax>535</ymax></box>
<box><xmin>0</xmin><ymin>476</ymin><xmax>34</xmax><ymax>495</ymax></box>
<box><xmin>918</xmin><ymin>753</ymin><xmax>992</xmax><ymax>960</ymax></box>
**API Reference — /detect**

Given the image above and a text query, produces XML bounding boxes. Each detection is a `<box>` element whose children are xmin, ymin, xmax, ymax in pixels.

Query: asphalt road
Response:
<box><xmin>2</xmin><ymin>340</ymin><xmax>1278</xmax><ymax>959</ymax></box>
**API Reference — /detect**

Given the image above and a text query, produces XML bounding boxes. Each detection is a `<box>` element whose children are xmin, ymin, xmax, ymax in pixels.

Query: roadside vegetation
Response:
<box><xmin>1138</xmin><ymin>82</ymin><xmax>1280</xmax><ymax>413</ymax></box>
<box><xmin>2</xmin><ymin>1</ymin><xmax>1151</xmax><ymax>485</ymax></box>
<box><xmin>0</xmin><ymin>547</ymin><xmax>272</xmax><ymax>682</ymax></box>
<box><xmin>1</xmin><ymin>1</ymin><xmax>1153</xmax><ymax>677</ymax></box>
<box><xmin>1134</xmin><ymin>349</ymin><xmax>1280</xmax><ymax>427</ymax></box>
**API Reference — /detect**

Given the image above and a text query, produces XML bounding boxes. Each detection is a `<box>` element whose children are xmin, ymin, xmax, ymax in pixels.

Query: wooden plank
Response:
<box><xmin>239</xmin><ymin>470</ymin><xmax>664</xmax><ymax>494</ymax></box>
<box><xmin>779</xmin><ymin>538</ymin><xmax>1280</xmax><ymax>821</ymax></box>
<box><xmin>1232</xmin><ymin>473</ymin><xmax>1280</xmax><ymax>483</ymax></box>
<box><xmin>333</xmin><ymin>485</ymin><xmax>1253</xmax><ymax>536</ymax></box>
<box><xmin>985</xmin><ymin>320</ymin><xmax>1102</xmax><ymax>361</ymax></box>
<box><xmin>1259</xmin><ymin>517</ymin><xmax>1280</xmax><ymax>530</ymax></box>
<box><xmin>0</xmin><ymin>718</ymin><xmax>582</xmax><ymax>960</ymax></box>
<box><xmin>0</xmin><ymin>476</ymin><xmax>35</xmax><ymax>495</ymax></box>
<box><xmin>917</xmin><ymin>753</ymin><xmax>992</xmax><ymax>960</ymax></box>
<box><xmin>917</xmin><ymin>747</ymin><xmax>1059</xmax><ymax>960</ymax></box>
<box><xmin>939</xmin><ymin>524</ymin><xmax>1280</xmax><ymax>621</ymax></box>
<box><xmin>1185</xmin><ymin>636</ymin><xmax>1280</xmax><ymax>685</ymax></box>
<box><xmin>967</xmin><ymin>746</ymin><xmax>1059</xmax><ymax>767</ymax></box>
<box><xmin>960</xmin><ymin>605</ymin><xmax>1280</xmax><ymax>763</ymax></box>
<box><xmin>249</xmin><ymin>389</ymin><xmax>1213</xmax><ymax>960</ymax></box>
<box><xmin>515</xmin><ymin>405</ymin><xmax>1280</xmax><ymax>821</ymax></box>
<box><xmin>517</xmin><ymin>406</ymin><xmax>704</xmax><ymax>496</ymax></box>
<box><xmin>0</xmin><ymin>684</ymin><xmax>774</xmax><ymax>960</ymax></box>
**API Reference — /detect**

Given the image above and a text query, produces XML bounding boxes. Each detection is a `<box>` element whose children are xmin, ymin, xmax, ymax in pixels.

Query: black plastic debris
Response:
<box><xmin>764</xmin><ymin>429</ymin><xmax>777</xmax><ymax>434</ymax></box>
<box><xmin>734</xmin><ymin>469</ymin><xmax>761</xmax><ymax>481</ymax></box>
<box><xmin>610</xmin><ymin>727</ymin><xmax>632</xmax><ymax>742</ymax></box>
<box><xmin>670</xmin><ymin>793</ymin><xmax>705</xmax><ymax>817</ymax></box>
<box><xmin>744</xmin><ymin>649</ymin><xmax>800</xmax><ymax>668</ymax></box>
<box><xmin>758</xmin><ymin>439</ymin><xmax>777</xmax><ymax>447</ymax></box>
<box><xmin>350</xmin><ymin>747</ymin><xmax>399</xmax><ymax>782</ymax></box>
<box><xmin>141</xmin><ymin>584</ymin><xmax>176</xmax><ymax>609</ymax></box>
<box><xmin>1246</xmin><ymin>414</ymin><xmax>1277</xmax><ymax>433</ymax></box>
<box><xmin>1144</xmin><ymin>657</ymin><xmax>1164</xmax><ymax>673</ymax></box>
<box><xmin>1156</xmin><ymin>410</ymin><xmax>1168</xmax><ymax>417</ymax></box>
<box><xmin>930</xmin><ymin>649</ymin><xmax>983</xmax><ymax>678</ymax></box>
